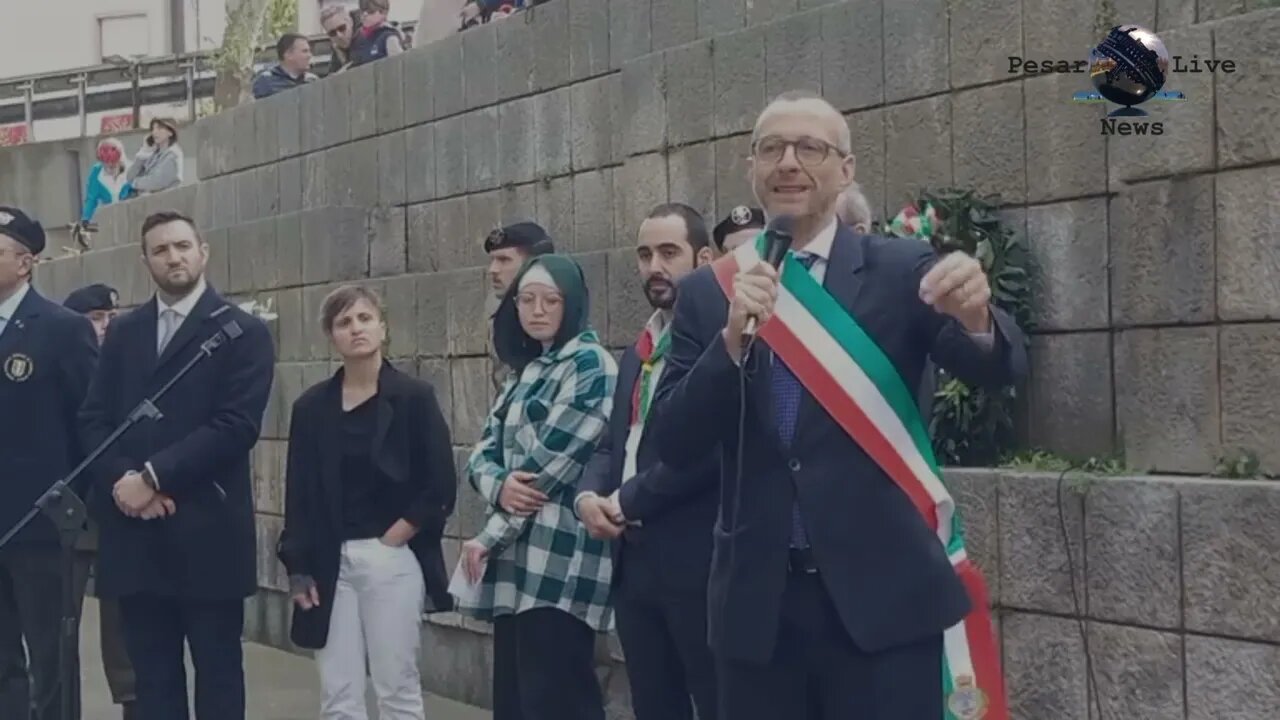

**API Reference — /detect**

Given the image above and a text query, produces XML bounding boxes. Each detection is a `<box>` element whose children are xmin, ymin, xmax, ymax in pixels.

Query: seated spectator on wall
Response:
<box><xmin>80</xmin><ymin>138</ymin><xmax>130</xmax><ymax>225</ymax></box>
<box><xmin>322</xmin><ymin>5</ymin><xmax>361</xmax><ymax>74</ymax></box>
<box><xmin>123</xmin><ymin>119</ymin><xmax>183</xmax><ymax>197</ymax></box>
<box><xmin>350</xmin><ymin>0</ymin><xmax>405</xmax><ymax>67</ymax></box>
<box><xmin>252</xmin><ymin>33</ymin><xmax>317</xmax><ymax>99</ymax></box>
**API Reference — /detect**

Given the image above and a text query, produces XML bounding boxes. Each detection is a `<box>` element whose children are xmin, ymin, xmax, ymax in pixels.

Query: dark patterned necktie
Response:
<box><xmin>771</xmin><ymin>252</ymin><xmax>816</xmax><ymax>548</ymax></box>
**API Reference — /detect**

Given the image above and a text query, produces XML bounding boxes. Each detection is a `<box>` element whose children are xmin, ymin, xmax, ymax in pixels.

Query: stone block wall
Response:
<box><xmin>20</xmin><ymin>0</ymin><xmax>1280</xmax><ymax>713</ymax></box>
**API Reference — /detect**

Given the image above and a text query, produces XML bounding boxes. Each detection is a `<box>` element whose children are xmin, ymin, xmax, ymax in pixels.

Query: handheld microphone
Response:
<box><xmin>740</xmin><ymin>215</ymin><xmax>795</xmax><ymax>347</ymax></box>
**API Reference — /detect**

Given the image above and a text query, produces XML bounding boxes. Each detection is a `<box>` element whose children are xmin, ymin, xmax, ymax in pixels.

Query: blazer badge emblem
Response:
<box><xmin>4</xmin><ymin>353</ymin><xmax>34</xmax><ymax>382</ymax></box>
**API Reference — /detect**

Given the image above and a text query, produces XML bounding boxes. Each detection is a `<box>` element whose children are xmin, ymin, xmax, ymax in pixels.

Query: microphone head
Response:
<box><xmin>761</xmin><ymin>214</ymin><xmax>795</xmax><ymax>266</ymax></box>
<box><xmin>766</xmin><ymin>214</ymin><xmax>795</xmax><ymax>238</ymax></box>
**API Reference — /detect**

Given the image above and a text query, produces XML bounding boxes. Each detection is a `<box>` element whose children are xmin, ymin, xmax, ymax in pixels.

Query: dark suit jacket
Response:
<box><xmin>579</xmin><ymin>344</ymin><xmax>719</xmax><ymax>592</ymax></box>
<box><xmin>0</xmin><ymin>288</ymin><xmax>97</xmax><ymax>546</ymax></box>
<box><xmin>651</xmin><ymin>227</ymin><xmax>1028</xmax><ymax>664</ymax></box>
<box><xmin>277</xmin><ymin>362</ymin><xmax>457</xmax><ymax>649</ymax></box>
<box><xmin>78</xmin><ymin>285</ymin><xmax>274</xmax><ymax>599</ymax></box>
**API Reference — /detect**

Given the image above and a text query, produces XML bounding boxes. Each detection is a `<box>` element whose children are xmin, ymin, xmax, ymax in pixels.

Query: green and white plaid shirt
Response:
<box><xmin>459</xmin><ymin>331</ymin><xmax>618</xmax><ymax>631</ymax></box>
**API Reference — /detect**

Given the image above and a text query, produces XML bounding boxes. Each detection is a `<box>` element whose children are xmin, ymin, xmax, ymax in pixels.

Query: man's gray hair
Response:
<box><xmin>752</xmin><ymin>90</ymin><xmax>852</xmax><ymax>155</ymax></box>
<box><xmin>837</xmin><ymin>182</ymin><xmax>873</xmax><ymax>229</ymax></box>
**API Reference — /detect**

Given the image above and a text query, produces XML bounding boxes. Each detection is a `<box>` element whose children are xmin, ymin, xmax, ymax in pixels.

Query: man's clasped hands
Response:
<box><xmin>112</xmin><ymin>470</ymin><xmax>177</xmax><ymax>520</ymax></box>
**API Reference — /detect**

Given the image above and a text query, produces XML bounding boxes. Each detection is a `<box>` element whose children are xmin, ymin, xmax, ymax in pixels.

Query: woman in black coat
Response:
<box><xmin>276</xmin><ymin>284</ymin><xmax>456</xmax><ymax>720</ymax></box>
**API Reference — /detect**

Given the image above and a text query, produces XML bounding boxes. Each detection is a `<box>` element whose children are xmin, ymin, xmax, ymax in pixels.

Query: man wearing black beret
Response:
<box><xmin>64</xmin><ymin>283</ymin><xmax>120</xmax><ymax>345</ymax></box>
<box><xmin>711</xmin><ymin>205</ymin><xmax>766</xmax><ymax>255</ymax></box>
<box><xmin>0</xmin><ymin>206</ymin><xmax>99</xmax><ymax>720</ymax></box>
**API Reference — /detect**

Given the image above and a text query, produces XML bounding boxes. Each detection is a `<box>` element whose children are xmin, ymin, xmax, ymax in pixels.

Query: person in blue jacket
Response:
<box><xmin>80</xmin><ymin>138</ymin><xmax>130</xmax><ymax>226</ymax></box>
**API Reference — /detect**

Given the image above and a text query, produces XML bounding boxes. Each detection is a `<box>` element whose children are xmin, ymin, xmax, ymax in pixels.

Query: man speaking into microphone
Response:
<box><xmin>79</xmin><ymin>211</ymin><xmax>274</xmax><ymax>720</ymax></box>
<box><xmin>650</xmin><ymin>91</ymin><xmax>1028</xmax><ymax>720</ymax></box>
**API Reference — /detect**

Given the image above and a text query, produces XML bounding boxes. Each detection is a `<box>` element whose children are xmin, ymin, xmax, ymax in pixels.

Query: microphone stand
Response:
<box><xmin>0</xmin><ymin>321</ymin><xmax>240</xmax><ymax>720</ymax></box>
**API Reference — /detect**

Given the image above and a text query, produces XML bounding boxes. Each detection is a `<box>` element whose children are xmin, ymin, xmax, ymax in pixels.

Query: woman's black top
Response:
<box><xmin>340</xmin><ymin>395</ymin><xmax>398</xmax><ymax>540</ymax></box>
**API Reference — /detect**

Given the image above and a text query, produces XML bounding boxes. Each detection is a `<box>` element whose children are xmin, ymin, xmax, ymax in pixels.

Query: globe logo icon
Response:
<box><xmin>1089</xmin><ymin>25</ymin><xmax>1171</xmax><ymax>117</ymax></box>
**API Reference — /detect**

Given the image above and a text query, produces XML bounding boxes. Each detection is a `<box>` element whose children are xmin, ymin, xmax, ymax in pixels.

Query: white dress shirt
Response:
<box><xmin>155</xmin><ymin>276</ymin><xmax>207</xmax><ymax>353</ymax></box>
<box><xmin>0</xmin><ymin>282</ymin><xmax>30</xmax><ymax>339</ymax></box>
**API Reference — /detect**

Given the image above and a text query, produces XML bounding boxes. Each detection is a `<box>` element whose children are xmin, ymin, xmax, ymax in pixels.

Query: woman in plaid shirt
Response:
<box><xmin>457</xmin><ymin>254</ymin><xmax>617</xmax><ymax>720</ymax></box>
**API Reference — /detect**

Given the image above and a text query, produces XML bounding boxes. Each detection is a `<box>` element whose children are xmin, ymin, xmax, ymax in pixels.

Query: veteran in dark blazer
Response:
<box><xmin>78</xmin><ymin>211</ymin><xmax>274</xmax><ymax>720</ymax></box>
<box><xmin>651</xmin><ymin>93</ymin><xmax>1028</xmax><ymax>720</ymax></box>
<box><xmin>0</xmin><ymin>207</ymin><xmax>98</xmax><ymax>720</ymax></box>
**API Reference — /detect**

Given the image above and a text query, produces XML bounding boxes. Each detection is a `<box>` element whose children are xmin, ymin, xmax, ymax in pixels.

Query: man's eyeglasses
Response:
<box><xmin>327</xmin><ymin>24</ymin><xmax>349</xmax><ymax>38</ymax></box>
<box><xmin>751</xmin><ymin>136</ymin><xmax>846</xmax><ymax>166</ymax></box>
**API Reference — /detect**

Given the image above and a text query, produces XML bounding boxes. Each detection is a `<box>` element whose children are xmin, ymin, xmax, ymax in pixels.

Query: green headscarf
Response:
<box><xmin>492</xmin><ymin>253</ymin><xmax>592</xmax><ymax>372</ymax></box>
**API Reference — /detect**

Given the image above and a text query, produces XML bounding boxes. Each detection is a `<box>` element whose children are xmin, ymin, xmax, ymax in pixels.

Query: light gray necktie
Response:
<box><xmin>158</xmin><ymin>308</ymin><xmax>180</xmax><ymax>354</ymax></box>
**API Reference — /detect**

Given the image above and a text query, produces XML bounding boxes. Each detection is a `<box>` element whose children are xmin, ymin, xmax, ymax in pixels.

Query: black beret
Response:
<box><xmin>483</xmin><ymin>221</ymin><xmax>555</xmax><ymax>256</ymax></box>
<box><xmin>712</xmin><ymin>205</ymin><xmax>765</xmax><ymax>250</ymax></box>
<box><xmin>64</xmin><ymin>283</ymin><xmax>120</xmax><ymax>314</ymax></box>
<box><xmin>0</xmin><ymin>206</ymin><xmax>45</xmax><ymax>256</ymax></box>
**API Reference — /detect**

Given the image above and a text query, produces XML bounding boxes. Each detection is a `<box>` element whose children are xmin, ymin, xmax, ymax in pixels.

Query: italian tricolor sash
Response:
<box><xmin>714</xmin><ymin>237</ymin><xmax>1008</xmax><ymax>720</ymax></box>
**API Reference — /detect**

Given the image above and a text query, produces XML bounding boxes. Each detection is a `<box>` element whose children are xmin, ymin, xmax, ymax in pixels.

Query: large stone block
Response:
<box><xmin>380</xmin><ymin>273</ymin><xmax>417</xmax><ymax>359</ymax></box>
<box><xmin>1023</xmin><ymin>0</ymin><xmax>1150</xmax><ymax>73</ymax></box>
<box><xmin>1108</xmin><ymin>26</ymin><xmax>1215</xmax><ymax>184</ymax></box>
<box><xmin>416</xmin><ymin>360</ymin><xmax>453</xmax><ymax>421</ymax></box>
<box><xmin>953</xmin><ymin>83</ymin><xmax>1026</xmax><ymax>203</ymax></box>
<box><xmin>431</xmin><ymin>33</ymin><xmax>467</xmax><ymax>117</ymax></box>
<box><xmin>536</xmin><ymin>175</ymin><xmax>576</xmax><ymax>255</ymax></box>
<box><xmin>275</xmin><ymin>213</ymin><xmax>303</xmax><ymax>288</ymax></box>
<box><xmin>461</xmin><ymin>21</ymin><xmax>498</xmax><ymax>111</ymax></box>
<box><xmin>229</xmin><ymin>103</ymin><xmax>257</xmax><ymax>173</ymax></box>
<box><xmin>765</xmin><ymin>8</ymin><xmax>823</xmax><ymax>100</ymax></box>
<box><xmin>321</xmin><ymin>73</ymin><xmax>353</xmax><ymax>149</ymax></box>
<box><xmin>451</xmin><ymin>357</ymin><xmax>495</xmax><ymax>445</ymax></box>
<box><xmin>606</xmin><ymin>248</ymin><xmax>649</xmax><ymax>347</ymax></box>
<box><xmin>376</xmin><ymin>130</ymin><xmax>408</xmax><ymax>207</ymax></box>
<box><xmin>435</xmin><ymin>115</ymin><xmax>469</xmax><ymax>198</ymax></box>
<box><xmin>446</xmin><ymin>470</ymin><xmax>488</xmax><ymax>539</ymax></box>
<box><xmin>275</xmin><ymin>89</ymin><xmax>302</xmax><ymax>160</ymax></box>
<box><xmin>467</xmin><ymin>190</ymin><xmax>502</xmax><ymax>258</ymax></box>
<box><xmin>419</xmin><ymin>621</ymin><xmax>494</xmax><ymax>709</ymax></box>
<box><xmin>1110</xmin><ymin>175</ymin><xmax>1215</xmax><ymax>325</ymax></box>
<box><xmin>1026</xmin><ymin>333</ymin><xmax>1115</xmax><ymax>459</ymax></box>
<box><xmin>531</xmin><ymin>0</ymin><xmax>571</xmax><ymax>91</ymax></box>
<box><xmin>464</xmin><ymin>108</ymin><xmax>501</xmax><ymax>193</ymax></box>
<box><xmin>415</xmin><ymin>273</ymin><xmax>450</xmax><ymax>358</ymax></box>
<box><xmin>248</xmin><ymin>219</ymin><xmax>281</xmax><ymax>292</ymax></box>
<box><xmin>534</xmin><ymin>88</ymin><xmax>573</xmax><ymax>178</ymax></box>
<box><xmin>298</xmin><ymin>80</ymin><xmax>326</xmax><ymax>155</ymax></box>
<box><xmin>252</xmin><ymin>94</ymin><xmax>280</xmax><ymax>167</ymax></box>
<box><xmin>1158</xmin><ymin>0</ymin><xmax>1196</xmax><ymax>28</ymax></box>
<box><xmin>403</xmin><ymin>46</ymin><xmax>435</xmax><ymax>126</ymax></box>
<box><xmin>195</xmin><ymin>112</ymin><xmax>221</xmax><ymax>180</ymax></box>
<box><xmin>498</xmin><ymin>97</ymin><xmax>537</xmax><ymax>186</ymax></box>
<box><xmin>1220</xmin><ymin>324</ymin><xmax>1280</xmax><ymax>474</ymax></box>
<box><xmin>1186</xmin><ymin>635</ymin><xmax>1280</xmax><ymax>720</ymax></box>
<box><xmin>1215</xmin><ymin>11</ymin><xmax>1280</xmax><ymax>167</ymax></box>
<box><xmin>713</xmin><ymin>26</ymin><xmax>767</xmax><ymax>137</ymax></box>
<box><xmin>333</xmin><ymin>138</ymin><xmax>381</xmax><ymax>208</ymax></box>
<box><xmin>573</xmin><ymin>168</ymin><xmax>616</xmax><ymax>253</ymax></box>
<box><xmin>609</xmin><ymin>0</ymin><xmax>652</xmax><ymax>69</ymax></box>
<box><xmin>884</xmin><ymin>96</ymin><xmax>952</xmax><ymax>212</ymax></box>
<box><xmin>496</xmin><ymin>15</ymin><xmax>534</xmax><ymax>100</ymax></box>
<box><xmin>300</xmin><ymin>286</ymin><xmax>330</xmax><ymax>360</ymax></box>
<box><xmin>369</xmin><ymin>206</ymin><xmax>406</xmax><ymax>278</ymax></box>
<box><xmin>404</xmin><ymin>123</ymin><xmax>437</xmax><ymax>205</ymax></box>
<box><xmin>668</xmin><ymin>142</ymin><xmax>716</xmax><ymax>222</ymax></box>
<box><xmin>375</xmin><ymin>52</ymin><xmax>406</xmax><ymax>134</ymax></box>
<box><xmin>820</xmin><ymin>0</ymin><xmax>884</xmax><ymax>112</ymax></box>
<box><xmin>301</xmin><ymin>207</ymin><xmax>370</xmax><ymax>285</ymax></box>
<box><xmin>1027</xmin><ymin>198</ymin><xmax>1109</xmax><ymax>330</ymax></box>
<box><xmin>1002</xmin><ymin>612</ymin><xmax>1088</xmax><ymax>720</ymax></box>
<box><xmin>226</xmin><ymin>228</ymin><xmax>255</xmax><ymax>296</ymax></box>
<box><xmin>1087</xmin><ymin>622</ymin><xmax>1184</xmax><ymax>720</ymax></box>
<box><xmin>999</xmin><ymin>472</ymin><xmax>1086</xmax><ymax>614</ymax></box>
<box><xmin>435</xmin><ymin>196</ymin><xmax>472</xmax><ymax>270</ymax></box>
<box><xmin>883</xmin><ymin>0</ymin><xmax>947</xmax><ymax>103</ymax></box>
<box><xmin>346</xmin><ymin>63</ymin><xmax>379</xmax><ymax>141</ymax></box>
<box><xmin>568</xmin><ymin>0</ymin><xmax>610</xmax><ymax>81</ymax></box>
<box><xmin>251</xmin><ymin>441</ymin><xmax>286</xmax><ymax>515</ymax></box>
<box><xmin>613</xmin><ymin>154</ymin><xmax>669</xmax><ymax>251</ymax></box>
<box><xmin>1182</xmin><ymin>479</ymin><xmax>1280</xmax><ymax>642</ymax></box>
<box><xmin>943</xmin><ymin>469</ymin><xmax>999</xmax><ymax>604</ymax></box>
<box><xmin>577</xmin><ymin>251</ymin><xmax>610</xmax><ymax>339</ymax></box>
<box><xmin>1114</xmin><ymin>327</ymin><xmax>1220</xmax><ymax>474</ymax></box>
<box><xmin>255</xmin><ymin>514</ymin><xmax>287</xmax><ymax>593</ymax></box>
<box><xmin>950</xmin><ymin>0</ymin><xmax>1021</xmax><ymax>88</ymax></box>
<box><xmin>665</xmin><ymin>40</ymin><xmax>715</xmax><ymax>147</ymax></box>
<box><xmin>1024</xmin><ymin>72</ymin><xmax>1108</xmax><ymax>202</ymax></box>
<box><xmin>301</xmin><ymin>151</ymin><xmax>327</xmax><ymax>210</ymax></box>
<box><xmin>1216</xmin><ymin>164</ymin><xmax>1280</xmax><ymax>321</ymax></box>
<box><xmin>698</xmin><ymin>0</ymin><xmax>746</xmax><ymax>38</ymax></box>
<box><xmin>620</xmin><ymin>54</ymin><xmax>667</xmax><ymax>158</ymax></box>
<box><xmin>749</xmin><ymin>0</ymin><xmax>798</xmax><ymax>24</ymax></box>
<box><xmin>499</xmin><ymin>184</ymin><xmax>538</xmax><ymax>225</ymax></box>
<box><xmin>277</xmin><ymin>157</ymin><xmax>302</xmax><ymax>215</ymax></box>
<box><xmin>406</xmin><ymin>202</ymin><xmax>439</xmax><ymax>274</ymax></box>
<box><xmin>1084</xmin><ymin>480</ymin><xmax>1180</xmax><ymax>628</ymax></box>
<box><xmin>845</xmin><ymin>108</ymin><xmax>886</xmax><ymax>220</ymax></box>
<box><xmin>649</xmin><ymin>0</ymin><xmax>697</xmax><ymax>51</ymax></box>
<box><xmin>570</xmin><ymin>76</ymin><xmax>615</xmax><ymax>172</ymax></box>
<box><xmin>203</xmin><ymin>231</ymin><xmax>230</xmax><ymax>297</ymax></box>
<box><xmin>276</xmin><ymin>287</ymin><xmax>305</xmax><ymax>362</ymax></box>
<box><xmin>235</xmin><ymin>169</ymin><xmax>261</xmax><ymax>224</ymax></box>
<box><xmin>713</xmin><ymin>134</ymin><xmax>752</xmax><ymax>222</ymax></box>
<box><xmin>447</xmin><ymin>268</ymin><xmax>490</xmax><ymax>357</ymax></box>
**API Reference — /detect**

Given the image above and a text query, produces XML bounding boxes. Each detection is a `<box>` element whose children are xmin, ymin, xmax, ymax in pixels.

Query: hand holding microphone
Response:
<box><xmin>722</xmin><ymin>215</ymin><xmax>795</xmax><ymax>359</ymax></box>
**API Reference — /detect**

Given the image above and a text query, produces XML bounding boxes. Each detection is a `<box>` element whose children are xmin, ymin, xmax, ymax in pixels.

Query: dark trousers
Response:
<box><xmin>98</xmin><ymin>596</ymin><xmax>136</xmax><ymax>705</ymax></box>
<box><xmin>0</xmin><ymin>547</ymin><xmax>91</xmax><ymax>720</ymax></box>
<box><xmin>491</xmin><ymin>608</ymin><xmax>605</xmax><ymax>720</ymax></box>
<box><xmin>613</xmin><ymin>547</ymin><xmax>717</xmax><ymax>720</ymax></box>
<box><xmin>718</xmin><ymin>572</ymin><xmax>943</xmax><ymax>720</ymax></box>
<box><xmin>118</xmin><ymin>594</ymin><xmax>245</xmax><ymax>720</ymax></box>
